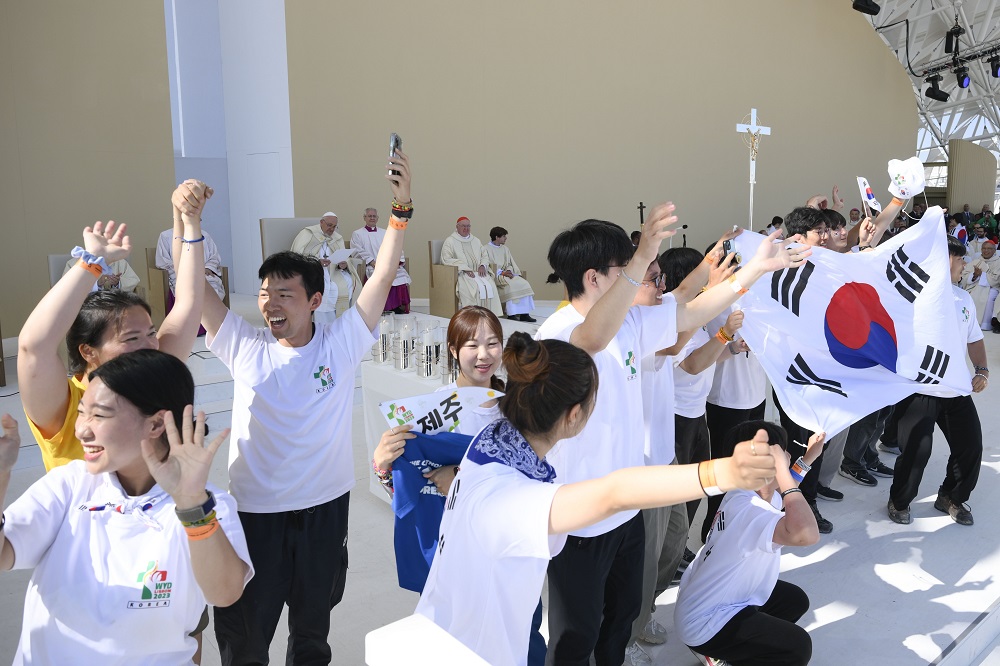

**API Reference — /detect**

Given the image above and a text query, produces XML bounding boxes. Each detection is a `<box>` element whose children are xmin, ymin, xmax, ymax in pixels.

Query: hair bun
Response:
<box><xmin>503</xmin><ymin>332</ymin><xmax>550</xmax><ymax>384</ymax></box>
<box><xmin>546</xmin><ymin>272</ymin><xmax>561</xmax><ymax>284</ymax></box>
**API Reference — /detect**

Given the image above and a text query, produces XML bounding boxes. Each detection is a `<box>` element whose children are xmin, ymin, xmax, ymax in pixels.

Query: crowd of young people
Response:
<box><xmin>0</xmin><ymin>147</ymin><xmax>988</xmax><ymax>666</ymax></box>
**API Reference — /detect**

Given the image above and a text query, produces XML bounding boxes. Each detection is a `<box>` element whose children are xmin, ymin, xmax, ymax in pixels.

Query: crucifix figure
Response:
<box><xmin>637</xmin><ymin>201</ymin><xmax>646</xmax><ymax>228</ymax></box>
<box><xmin>736</xmin><ymin>108</ymin><xmax>771</xmax><ymax>231</ymax></box>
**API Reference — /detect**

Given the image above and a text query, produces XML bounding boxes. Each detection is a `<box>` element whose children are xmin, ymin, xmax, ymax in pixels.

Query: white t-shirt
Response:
<box><xmin>3</xmin><ymin>461</ymin><xmax>253</xmax><ymax>665</ymax></box>
<box><xmin>673</xmin><ymin>327</ymin><xmax>716</xmax><ymax>418</ymax></box>
<box><xmin>674</xmin><ymin>490</ymin><xmax>783</xmax><ymax>647</ymax></box>
<box><xmin>537</xmin><ymin>299</ymin><xmax>678</xmax><ymax>536</ymax></box>
<box><xmin>415</xmin><ymin>460</ymin><xmax>565</xmax><ymax>666</ymax></box>
<box><xmin>208</xmin><ymin>308</ymin><xmax>376</xmax><ymax>512</ymax></box>
<box><xmin>954</xmin><ymin>284</ymin><xmax>984</xmax><ymax>344</ymax></box>
<box><xmin>706</xmin><ymin>308</ymin><xmax>767</xmax><ymax>410</ymax></box>
<box><xmin>641</xmin><ymin>352</ymin><xmax>676</xmax><ymax>467</ymax></box>
<box><xmin>438</xmin><ymin>382</ymin><xmax>501</xmax><ymax>437</ymax></box>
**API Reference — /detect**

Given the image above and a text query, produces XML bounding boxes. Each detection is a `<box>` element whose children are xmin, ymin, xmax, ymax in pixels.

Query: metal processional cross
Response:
<box><xmin>735</xmin><ymin>108</ymin><xmax>771</xmax><ymax>231</ymax></box>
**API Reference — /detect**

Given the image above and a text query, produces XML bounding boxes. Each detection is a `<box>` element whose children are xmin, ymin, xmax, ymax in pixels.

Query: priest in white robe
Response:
<box><xmin>481</xmin><ymin>225</ymin><xmax>536</xmax><ymax>322</ymax></box>
<box><xmin>969</xmin><ymin>240</ymin><xmax>1000</xmax><ymax>330</ymax></box>
<box><xmin>440</xmin><ymin>216</ymin><xmax>502</xmax><ymax>316</ymax></box>
<box><xmin>290</xmin><ymin>212</ymin><xmax>361</xmax><ymax>321</ymax></box>
<box><xmin>350</xmin><ymin>207</ymin><xmax>411</xmax><ymax>313</ymax></box>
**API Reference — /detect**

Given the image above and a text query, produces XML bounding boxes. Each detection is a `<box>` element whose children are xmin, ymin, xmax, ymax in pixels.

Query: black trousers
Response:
<box><xmin>702</xmin><ymin>400</ymin><xmax>765</xmax><ymax>542</ymax></box>
<box><xmin>772</xmin><ymin>392</ymin><xmax>822</xmax><ymax>503</ymax></box>
<box><xmin>889</xmin><ymin>394</ymin><xmax>982</xmax><ymax>508</ymax></box>
<box><xmin>675</xmin><ymin>413</ymin><xmax>712</xmax><ymax>524</ymax></box>
<box><xmin>545</xmin><ymin>512</ymin><xmax>645</xmax><ymax>666</ymax></box>
<box><xmin>690</xmin><ymin>580</ymin><xmax>811</xmax><ymax>666</ymax></box>
<box><xmin>214</xmin><ymin>493</ymin><xmax>350</xmax><ymax>666</ymax></box>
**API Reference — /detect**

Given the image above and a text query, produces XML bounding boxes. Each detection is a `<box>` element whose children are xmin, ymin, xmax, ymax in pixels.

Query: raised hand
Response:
<box><xmin>83</xmin><ymin>220</ymin><xmax>132</xmax><ymax>263</ymax></box>
<box><xmin>142</xmin><ymin>405</ymin><xmax>230</xmax><ymax>510</ymax></box>
<box><xmin>804</xmin><ymin>431</ymin><xmax>826</xmax><ymax>465</ymax></box>
<box><xmin>831</xmin><ymin>185</ymin><xmax>845</xmax><ymax>211</ymax></box>
<box><xmin>171</xmin><ymin>180</ymin><xmax>213</xmax><ymax>220</ymax></box>
<box><xmin>0</xmin><ymin>414</ymin><xmax>20</xmax><ymax>473</ymax></box>
<box><xmin>635</xmin><ymin>202</ymin><xmax>679</xmax><ymax>261</ymax></box>
<box><xmin>386</xmin><ymin>149</ymin><xmax>411</xmax><ymax>204</ymax></box>
<box><xmin>707</xmin><ymin>251</ymin><xmax>737</xmax><ymax>289</ymax></box>
<box><xmin>717</xmin><ymin>429</ymin><xmax>778</xmax><ymax>491</ymax></box>
<box><xmin>749</xmin><ymin>230</ymin><xmax>811</xmax><ymax>273</ymax></box>
<box><xmin>723</xmin><ymin>310</ymin><xmax>744</xmax><ymax>338</ymax></box>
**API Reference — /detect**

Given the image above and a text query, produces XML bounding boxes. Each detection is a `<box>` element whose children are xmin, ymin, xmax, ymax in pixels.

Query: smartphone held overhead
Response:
<box><xmin>388</xmin><ymin>133</ymin><xmax>402</xmax><ymax>177</ymax></box>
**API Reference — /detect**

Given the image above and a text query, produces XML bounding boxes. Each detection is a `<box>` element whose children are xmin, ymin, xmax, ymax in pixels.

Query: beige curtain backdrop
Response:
<box><xmin>0</xmin><ymin>1</ymin><xmax>175</xmax><ymax>336</ymax></box>
<box><xmin>947</xmin><ymin>139</ymin><xmax>998</xmax><ymax>213</ymax></box>
<box><xmin>286</xmin><ymin>0</ymin><xmax>919</xmax><ymax>301</ymax></box>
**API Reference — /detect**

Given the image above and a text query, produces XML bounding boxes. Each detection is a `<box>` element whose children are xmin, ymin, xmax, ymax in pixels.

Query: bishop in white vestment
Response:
<box><xmin>350</xmin><ymin>207</ymin><xmax>411</xmax><ymax>313</ymax></box>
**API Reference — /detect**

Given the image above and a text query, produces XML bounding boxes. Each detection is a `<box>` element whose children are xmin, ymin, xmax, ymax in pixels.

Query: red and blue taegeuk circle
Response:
<box><xmin>824</xmin><ymin>282</ymin><xmax>897</xmax><ymax>372</ymax></box>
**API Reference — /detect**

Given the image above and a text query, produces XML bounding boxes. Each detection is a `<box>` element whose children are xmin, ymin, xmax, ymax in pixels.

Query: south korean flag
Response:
<box><xmin>730</xmin><ymin>207</ymin><xmax>969</xmax><ymax>436</ymax></box>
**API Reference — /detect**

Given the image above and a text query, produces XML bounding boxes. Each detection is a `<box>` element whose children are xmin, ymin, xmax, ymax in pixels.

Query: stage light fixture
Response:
<box><xmin>852</xmin><ymin>0</ymin><xmax>881</xmax><ymax>16</ymax></box>
<box><xmin>990</xmin><ymin>55</ymin><xmax>1000</xmax><ymax>78</ymax></box>
<box><xmin>924</xmin><ymin>75</ymin><xmax>950</xmax><ymax>102</ymax></box>
<box><xmin>956</xmin><ymin>66</ymin><xmax>971</xmax><ymax>88</ymax></box>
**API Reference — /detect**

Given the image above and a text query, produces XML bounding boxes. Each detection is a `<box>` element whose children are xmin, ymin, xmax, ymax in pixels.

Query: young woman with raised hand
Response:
<box><xmin>0</xmin><ymin>349</ymin><xmax>252</xmax><ymax>664</ymax></box>
<box><xmin>415</xmin><ymin>332</ymin><xmax>779</xmax><ymax>666</ymax></box>
<box><xmin>18</xmin><ymin>181</ymin><xmax>211</xmax><ymax>471</ymax></box>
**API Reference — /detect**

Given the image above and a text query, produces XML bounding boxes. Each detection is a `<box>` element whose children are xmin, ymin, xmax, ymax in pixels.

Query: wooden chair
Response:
<box><xmin>428</xmin><ymin>240</ymin><xmax>459</xmax><ymax>318</ymax></box>
<box><xmin>145</xmin><ymin>248</ymin><xmax>230</xmax><ymax>326</ymax></box>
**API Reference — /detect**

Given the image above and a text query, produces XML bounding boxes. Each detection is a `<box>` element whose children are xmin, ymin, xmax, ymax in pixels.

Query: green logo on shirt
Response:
<box><xmin>625</xmin><ymin>350</ymin><xmax>637</xmax><ymax>375</ymax></box>
<box><xmin>314</xmin><ymin>365</ymin><xmax>335</xmax><ymax>394</ymax></box>
<box><xmin>127</xmin><ymin>560</ymin><xmax>172</xmax><ymax>609</ymax></box>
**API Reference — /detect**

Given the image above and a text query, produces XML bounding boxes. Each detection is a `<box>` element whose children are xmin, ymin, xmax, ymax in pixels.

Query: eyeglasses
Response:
<box><xmin>807</xmin><ymin>226</ymin><xmax>830</xmax><ymax>236</ymax></box>
<box><xmin>642</xmin><ymin>274</ymin><xmax>666</xmax><ymax>288</ymax></box>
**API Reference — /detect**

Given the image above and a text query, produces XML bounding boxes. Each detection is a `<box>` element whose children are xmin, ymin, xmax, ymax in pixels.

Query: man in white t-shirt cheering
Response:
<box><xmin>205</xmin><ymin>150</ymin><xmax>413</xmax><ymax>664</ymax></box>
<box><xmin>537</xmin><ymin>206</ymin><xmax>808</xmax><ymax>665</ymax></box>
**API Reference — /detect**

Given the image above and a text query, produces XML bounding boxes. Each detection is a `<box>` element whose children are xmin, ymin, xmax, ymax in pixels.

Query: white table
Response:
<box><xmin>360</xmin><ymin>314</ymin><xmax>539</xmax><ymax>502</ymax></box>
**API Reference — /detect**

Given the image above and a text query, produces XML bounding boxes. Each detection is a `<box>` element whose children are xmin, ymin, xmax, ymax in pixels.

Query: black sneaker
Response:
<box><xmin>809</xmin><ymin>502</ymin><xmax>833</xmax><ymax>533</ymax></box>
<box><xmin>816</xmin><ymin>485</ymin><xmax>844</xmax><ymax>501</ymax></box>
<box><xmin>838</xmin><ymin>466</ymin><xmax>878</xmax><ymax>487</ymax></box>
<box><xmin>878</xmin><ymin>441</ymin><xmax>902</xmax><ymax>456</ymax></box>
<box><xmin>888</xmin><ymin>499</ymin><xmax>912</xmax><ymax>524</ymax></box>
<box><xmin>934</xmin><ymin>491</ymin><xmax>974</xmax><ymax>525</ymax></box>
<box><xmin>867</xmin><ymin>460</ymin><xmax>894</xmax><ymax>478</ymax></box>
<box><xmin>682</xmin><ymin>547</ymin><xmax>696</xmax><ymax>565</ymax></box>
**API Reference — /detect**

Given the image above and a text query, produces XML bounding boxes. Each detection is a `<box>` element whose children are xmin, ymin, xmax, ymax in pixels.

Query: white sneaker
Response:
<box><xmin>623</xmin><ymin>642</ymin><xmax>652</xmax><ymax>666</ymax></box>
<box><xmin>638</xmin><ymin>617</ymin><xmax>667</xmax><ymax>644</ymax></box>
<box><xmin>689</xmin><ymin>648</ymin><xmax>732</xmax><ymax>666</ymax></box>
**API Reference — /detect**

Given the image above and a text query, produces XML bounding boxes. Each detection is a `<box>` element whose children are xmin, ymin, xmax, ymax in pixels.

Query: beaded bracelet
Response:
<box><xmin>619</xmin><ymin>267</ymin><xmax>642</xmax><ymax>288</ymax></box>
<box><xmin>716</xmin><ymin>326</ymin><xmax>734</xmax><ymax>343</ymax></box>
<box><xmin>391</xmin><ymin>198</ymin><xmax>413</xmax><ymax>211</ymax></box>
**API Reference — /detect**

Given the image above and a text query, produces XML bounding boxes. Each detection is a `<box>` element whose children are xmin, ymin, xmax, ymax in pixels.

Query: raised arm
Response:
<box><xmin>158</xmin><ymin>181</ymin><xmax>210</xmax><ymax>360</ymax></box>
<box><xmin>548</xmin><ymin>430</ymin><xmax>776</xmax><ymax>535</ymax></box>
<box><xmin>771</xmin><ymin>434</ymin><xmax>824</xmax><ymax>547</ymax></box>
<box><xmin>143</xmin><ymin>406</ymin><xmax>247</xmax><ymax>606</ymax></box>
<box><xmin>18</xmin><ymin>222</ymin><xmax>130</xmax><ymax>436</ymax></box>
<box><xmin>569</xmin><ymin>203</ymin><xmax>678</xmax><ymax>354</ymax></box>
<box><xmin>674</xmin><ymin>232</ymin><xmax>810</xmax><ymax>333</ymax></box>
<box><xmin>355</xmin><ymin>149</ymin><xmax>411</xmax><ymax>331</ymax></box>
<box><xmin>678</xmin><ymin>310</ymin><xmax>743</xmax><ymax>374</ymax></box>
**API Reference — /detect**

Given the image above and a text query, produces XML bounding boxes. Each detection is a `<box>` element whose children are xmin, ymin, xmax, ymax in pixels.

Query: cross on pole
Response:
<box><xmin>736</xmin><ymin>108</ymin><xmax>771</xmax><ymax>231</ymax></box>
<box><xmin>637</xmin><ymin>201</ymin><xmax>646</xmax><ymax>228</ymax></box>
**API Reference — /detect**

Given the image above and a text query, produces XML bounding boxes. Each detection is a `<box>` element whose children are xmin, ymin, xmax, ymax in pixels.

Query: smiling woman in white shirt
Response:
<box><xmin>415</xmin><ymin>332</ymin><xmax>781</xmax><ymax>666</ymax></box>
<box><xmin>0</xmin><ymin>350</ymin><xmax>253</xmax><ymax>665</ymax></box>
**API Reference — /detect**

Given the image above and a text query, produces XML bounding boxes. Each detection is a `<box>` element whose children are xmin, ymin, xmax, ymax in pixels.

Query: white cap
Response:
<box><xmin>322</xmin><ymin>211</ymin><xmax>338</xmax><ymax>218</ymax></box>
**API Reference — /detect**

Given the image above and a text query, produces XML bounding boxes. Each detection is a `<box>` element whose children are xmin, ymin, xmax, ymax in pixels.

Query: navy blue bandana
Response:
<box><xmin>466</xmin><ymin>419</ymin><xmax>557</xmax><ymax>483</ymax></box>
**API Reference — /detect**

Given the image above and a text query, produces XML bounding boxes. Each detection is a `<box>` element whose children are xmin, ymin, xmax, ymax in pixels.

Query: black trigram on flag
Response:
<box><xmin>916</xmin><ymin>345</ymin><xmax>950</xmax><ymax>384</ymax></box>
<box><xmin>771</xmin><ymin>262</ymin><xmax>815</xmax><ymax>316</ymax></box>
<box><xmin>886</xmin><ymin>245</ymin><xmax>930</xmax><ymax>303</ymax></box>
<box><xmin>786</xmin><ymin>354</ymin><xmax>848</xmax><ymax>397</ymax></box>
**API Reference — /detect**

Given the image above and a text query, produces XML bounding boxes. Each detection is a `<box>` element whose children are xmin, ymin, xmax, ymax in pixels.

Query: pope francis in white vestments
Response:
<box><xmin>290</xmin><ymin>212</ymin><xmax>361</xmax><ymax>321</ymax></box>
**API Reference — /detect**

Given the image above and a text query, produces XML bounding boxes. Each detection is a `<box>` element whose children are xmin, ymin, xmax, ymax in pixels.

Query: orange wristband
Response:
<box><xmin>727</xmin><ymin>275</ymin><xmax>748</xmax><ymax>295</ymax></box>
<box><xmin>77</xmin><ymin>260</ymin><xmax>103</xmax><ymax>280</ymax></box>
<box><xmin>698</xmin><ymin>460</ymin><xmax>723</xmax><ymax>496</ymax></box>
<box><xmin>891</xmin><ymin>197</ymin><xmax>905</xmax><ymax>207</ymax></box>
<box><xmin>388</xmin><ymin>215</ymin><xmax>408</xmax><ymax>230</ymax></box>
<box><xmin>185</xmin><ymin>517</ymin><xmax>220</xmax><ymax>541</ymax></box>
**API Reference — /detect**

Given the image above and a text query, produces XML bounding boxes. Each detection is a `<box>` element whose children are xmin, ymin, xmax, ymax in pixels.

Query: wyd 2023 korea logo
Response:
<box><xmin>127</xmin><ymin>560</ymin><xmax>172</xmax><ymax>609</ymax></box>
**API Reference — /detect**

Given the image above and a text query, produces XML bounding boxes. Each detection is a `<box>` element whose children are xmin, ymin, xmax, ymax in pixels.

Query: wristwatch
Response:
<box><xmin>174</xmin><ymin>490</ymin><xmax>216</xmax><ymax>523</ymax></box>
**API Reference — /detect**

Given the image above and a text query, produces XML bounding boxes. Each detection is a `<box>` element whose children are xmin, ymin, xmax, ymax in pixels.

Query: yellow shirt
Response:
<box><xmin>27</xmin><ymin>375</ymin><xmax>86</xmax><ymax>471</ymax></box>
